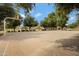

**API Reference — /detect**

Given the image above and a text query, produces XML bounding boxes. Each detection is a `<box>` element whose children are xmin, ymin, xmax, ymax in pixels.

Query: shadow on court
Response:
<box><xmin>56</xmin><ymin>34</ymin><xmax>79</xmax><ymax>52</ymax></box>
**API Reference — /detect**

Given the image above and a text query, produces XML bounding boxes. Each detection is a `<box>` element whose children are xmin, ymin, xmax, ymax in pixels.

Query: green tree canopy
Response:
<box><xmin>0</xmin><ymin>3</ymin><xmax>35</xmax><ymax>31</ymax></box>
<box><xmin>41</xmin><ymin>12</ymin><xmax>57</xmax><ymax>30</ymax></box>
<box><xmin>7</xmin><ymin>19</ymin><xmax>21</xmax><ymax>32</ymax></box>
<box><xmin>0</xmin><ymin>4</ymin><xmax>16</xmax><ymax>22</ymax></box>
<box><xmin>24</xmin><ymin>15</ymin><xmax>38</xmax><ymax>31</ymax></box>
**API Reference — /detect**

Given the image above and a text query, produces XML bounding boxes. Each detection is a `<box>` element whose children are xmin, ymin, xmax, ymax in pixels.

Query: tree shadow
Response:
<box><xmin>56</xmin><ymin>34</ymin><xmax>79</xmax><ymax>52</ymax></box>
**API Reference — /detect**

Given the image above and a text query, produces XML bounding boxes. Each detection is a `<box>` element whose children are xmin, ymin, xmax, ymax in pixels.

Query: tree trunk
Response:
<box><xmin>29</xmin><ymin>27</ymin><xmax>31</xmax><ymax>31</ymax></box>
<box><xmin>51</xmin><ymin>27</ymin><xmax>53</xmax><ymax>30</ymax></box>
<box><xmin>25</xmin><ymin>27</ymin><xmax>27</xmax><ymax>31</ymax></box>
<box><xmin>61</xmin><ymin>27</ymin><xmax>63</xmax><ymax>30</ymax></box>
<box><xmin>13</xmin><ymin>27</ymin><xmax>16</xmax><ymax>32</ymax></box>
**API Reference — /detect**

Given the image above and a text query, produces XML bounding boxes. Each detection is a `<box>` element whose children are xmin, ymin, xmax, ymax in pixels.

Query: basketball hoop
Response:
<box><xmin>15</xmin><ymin>13</ymin><xmax>19</xmax><ymax>20</ymax></box>
<box><xmin>3</xmin><ymin>13</ymin><xmax>20</xmax><ymax>36</ymax></box>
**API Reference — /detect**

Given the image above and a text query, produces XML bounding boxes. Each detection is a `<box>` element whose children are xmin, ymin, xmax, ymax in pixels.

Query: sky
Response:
<box><xmin>19</xmin><ymin>4</ymin><xmax>55</xmax><ymax>23</ymax></box>
<box><xmin>30</xmin><ymin>4</ymin><xmax>55</xmax><ymax>23</ymax></box>
<box><xmin>68</xmin><ymin>9</ymin><xmax>78</xmax><ymax>24</ymax></box>
<box><xmin>19</xmin><ymin>3</ymin><xmax>78</xmax><ymax>24</ymax></box>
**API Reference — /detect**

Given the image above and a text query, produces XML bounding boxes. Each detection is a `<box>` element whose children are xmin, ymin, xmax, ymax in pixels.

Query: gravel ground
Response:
<box><xmin>0</xmin><ymin>31</ymin><xmax>79</xmax><ymax>56</ymax></box>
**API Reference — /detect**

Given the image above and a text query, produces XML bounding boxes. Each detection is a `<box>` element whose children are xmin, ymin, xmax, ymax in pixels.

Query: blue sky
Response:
<box><xmin>19</xmin><ymin>3</ymin><xmax>78</xmax><ymax>24</ymax></box>
<box><xmin>19</xmin><ymin>4</ymin><xmax>55</xmax><ymax>23</ymax></box>
<box><xmin>30</xmin><ymin>4</ymin><xmax>55</xmax><ymax>23</ymax></box>
<box><xmin>68</xmin><ymin>9</ymin><xmax>78</xmax><ymax>24</ymax></box>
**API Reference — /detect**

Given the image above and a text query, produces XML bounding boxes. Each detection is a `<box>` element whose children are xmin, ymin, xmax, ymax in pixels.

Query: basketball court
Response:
<box><xmin>0</xmin><ymin>31</ymin><xmax>79</xmax><ymax>56</ymax></box>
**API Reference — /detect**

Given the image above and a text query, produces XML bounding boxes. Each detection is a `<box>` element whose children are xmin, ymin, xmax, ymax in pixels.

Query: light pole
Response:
<box><xmin>3</xmin><ymin>17</ymin><xmax>18</xmax><ymax>36</ymax></box>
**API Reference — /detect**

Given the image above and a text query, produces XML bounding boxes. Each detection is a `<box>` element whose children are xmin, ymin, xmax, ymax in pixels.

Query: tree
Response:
<box><xmin>7</xmin><ymin>19</ymin><xmax>20</xmax><ymax>32</ymax></box>
<box><xmin>41</xmin><ymin>17</ymin><xmax>49</xmax><ymax>30</ymax></box>
<box><xmin>17</xmin><ymin>3</ymin><xmax>35</xmax><ymax>13</ymax></box>
<box><xmin>0</xmin><ymin>3</ymin><xmax>35</xmax><ymax>31</ymax></box>
<box><xmin>48</xmin><ymin>12</ymin><xmax>57</xmax><ymax>29</ymax></box>
<box><xmin>0</xmin><ymin>4</ymin><xmax>15</xmax><ymax>21</ymax></box>
<box><xmin>0</xmin><ymin>4</ymin><xmax>16</xmax><ymax>31</ymax></box>
<box><xmin>24</xmin><ymin>15</ymin><xmax>38</xmax><ymax>31</ymax></box>
<box><xmin>55</xmin><ymin>4</ymin><xmax>79</xmax><ymax>27</ymax></box>
<box><xmin>56</xmin><ymin>3</ymin><xmax>79</xmax><ymax>15</ymax></box>
<box><xmin>54</xmin><ymin>5</ymin><xmax>69</xmax><ymax>30</ymax></box>
<box><xmin>41</xmin><ymin>12</ymin><xmax>57</xmax><ymax>30</ymax></box>
<box><xmin>0</xmin><ymin>3</ymin><xmax>35</xmax><ymax>22</ymax></box>
<box><xmin>68</xmin><ymin>23</ymin><xmax>77</xmax><ymax>28</ymax></box>
<box><xmin>0</xmin><ymin>4</ymin><xmax>15</xmax><ymax>22</ymax></box>
<box><xmin>68</xmin><ymin>13</ymin><xmax>79</xmax><ymax>29</ymax></box>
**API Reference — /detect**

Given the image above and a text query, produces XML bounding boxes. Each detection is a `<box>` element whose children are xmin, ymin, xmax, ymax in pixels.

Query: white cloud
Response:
<box><xmin>29</xmin><ymin>10</ymin><xmax>34</xmax><ymax>14</ymax></box>
<box><xmin>70</xmin><ymin>16</ymin><xmax>76</xmax><ymax>20</ymax></box>
<box><xmin>68</xmin><ymin>16</ymin><xmax>76</xmax><ymax>24</ymax></box>
<box><xmin>34</xmin><ymin>13</ymin><xmax>42</xmax><ymax>18</ymax></box>
<box><xmin>20</xmin><ymin>13</ymin><xmax>25</xmax><ymax>18</ymax></box>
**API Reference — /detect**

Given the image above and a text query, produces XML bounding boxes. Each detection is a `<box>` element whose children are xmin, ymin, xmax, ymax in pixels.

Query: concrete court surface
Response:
<box><xmin>0</xmin><ymin>31</ymin><xmax>79</xmax><ymax>56</ymax></box>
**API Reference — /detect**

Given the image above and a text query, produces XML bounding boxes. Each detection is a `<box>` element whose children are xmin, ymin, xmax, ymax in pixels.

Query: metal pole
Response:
<box><xmin>3</xmin><ymin>17</ymin><xmax>18</xmax><ymax>36</ymax></box>
<box><xmin>3</xmin><ymin>17</ymin><xmax>10</xmax><ymax>36</ymax></box>
<box><xmin>3</xmin><ymin>17</ymin><xmax>7</xmax><ymax>36</ymax></box>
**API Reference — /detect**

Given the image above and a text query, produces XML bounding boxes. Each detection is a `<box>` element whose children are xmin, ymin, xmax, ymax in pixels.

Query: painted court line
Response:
<box><xmin>3</xmin><ymin>41</ymin><xmax>9</xmax><ymax>56</ymax></box>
